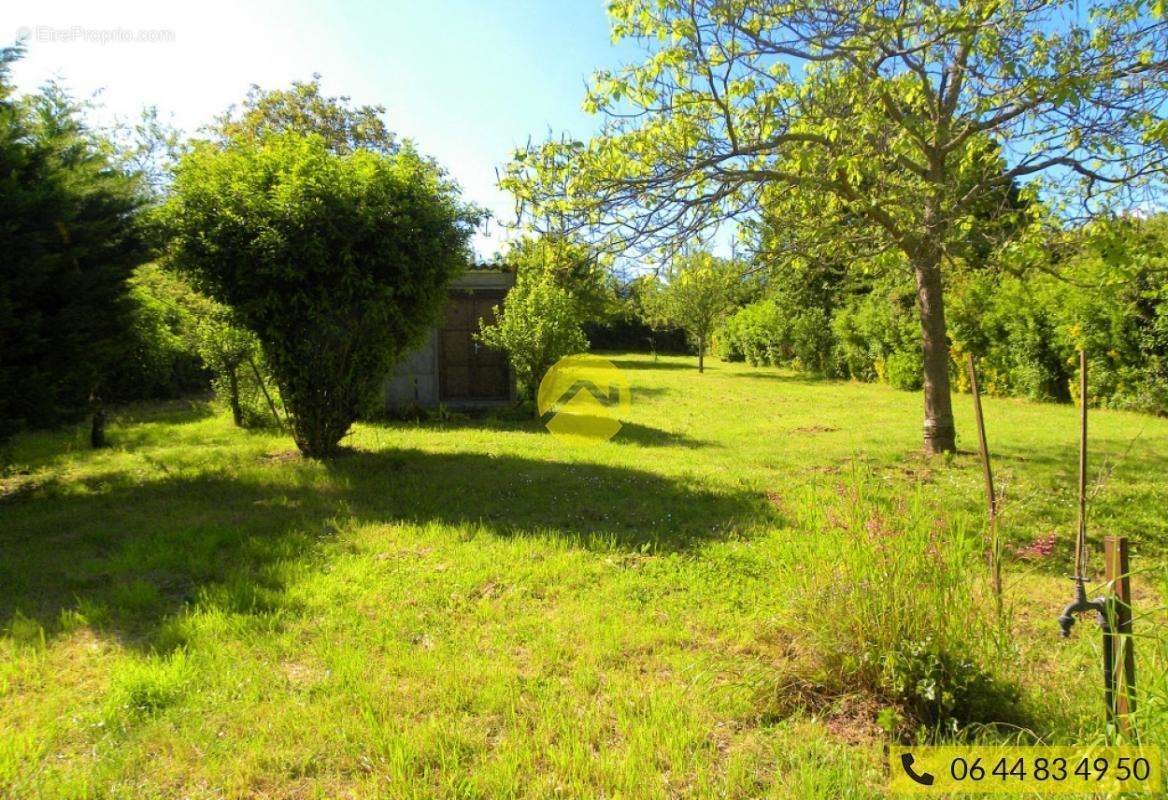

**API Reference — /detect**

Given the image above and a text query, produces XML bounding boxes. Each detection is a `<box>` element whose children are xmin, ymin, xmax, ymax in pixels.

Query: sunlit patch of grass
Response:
<box><xmin>0</xmin><ymin>356</ymin><xmax>1165</xmax><ymax>797</ymax></box>
<box><xmin>103</xmin><ymin>650</ymin><xmax>194</xmax><ymax>729</ymax></box>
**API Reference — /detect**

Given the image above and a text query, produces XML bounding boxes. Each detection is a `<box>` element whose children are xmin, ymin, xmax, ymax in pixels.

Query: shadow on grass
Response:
<box><xmin>0</xmin><ymin>447</ymin><xmax>769</xmax><ymax>650</ymax></box>
<box><xmin>371</xmin><ymin>413</ymin><xmax>708</xmax><ymax>448</ymax></box>
<box><xmin>734</xmin><ymin>370</ymin><xmax>837</xmax><ymax>386</ymax></box>
<box><xmin>613</xmin><ymin>421</ymin><xmax>717</xmax><ymax>449</ymax></box>
<box><xmin>628</xmin><ymin>385</ymin><xmax>674</xmax><ymax>402</ymax></box>
<box><xmin>112</xmin><ymin>397</ymin><xmax>218</xmax><ymax>426</ymax></box>
<box><xmin>609</xmin><ymin>357</ymin><xmax>695</xmax><ymax>372</ymax></box>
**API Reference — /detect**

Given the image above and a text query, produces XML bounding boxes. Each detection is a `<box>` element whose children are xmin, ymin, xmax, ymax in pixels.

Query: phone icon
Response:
<box><xmin>900</xmin><ymin>753</ymin><xmax>935</xmax><ymax>786</ymax></box>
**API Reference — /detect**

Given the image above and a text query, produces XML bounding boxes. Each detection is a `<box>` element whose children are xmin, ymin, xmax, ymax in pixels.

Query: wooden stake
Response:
<box><xmin>966</xmin><ymin>354</ymin><xmax>1002</xmax><ymax>613</ymax></box>
<box><xmin>1104</xmin><ymin>535</ymin><xmax>1136</xmax><ymax>735</ymax></box>
<box><xmin>1075</xmin><ymin>350</ymin><xmax>1088</xmax><ymax>578</ymax></box>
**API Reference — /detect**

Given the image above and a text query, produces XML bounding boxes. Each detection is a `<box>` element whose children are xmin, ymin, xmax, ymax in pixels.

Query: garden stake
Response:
<box><xmin>966</xmin><ymin>354</ymin><xmax>1002</xmax><ymax>618</ymax></box>
<box><xmin>1057</xmin><ymin>351</ymin><xmax>1113</xmax><ymax>724</ymax></box>
<box><xmin>1104</xmin><ymin>535</ymin><xmax>1136</xmax><ymax>736</ymax></box>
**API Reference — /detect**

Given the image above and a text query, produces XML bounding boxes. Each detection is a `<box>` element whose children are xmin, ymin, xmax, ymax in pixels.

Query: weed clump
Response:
<box><xmin>786</xmin><ymin>471</ymin><xmax>1022</xmax><ymax>736</ymax></box>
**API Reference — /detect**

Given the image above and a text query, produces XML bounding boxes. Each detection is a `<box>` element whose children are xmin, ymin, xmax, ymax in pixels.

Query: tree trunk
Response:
<box><xmin>912</xmin><ymin>248</ymin><xmax>957</xmax><ymax>454</ymax></box>
<box><xmin>227</xmin><ymin>366</ymin><xmax>243</xmax><ymax>427</ymax></box>
<box><xmin>89</xmin><ymin>396</ymin><xmax>106</xmax><ymax>449</ymax></box>
<box><xmin>698</xmin><ymin>334</ymin><xmax>705</xmax><ymax>373</ymax></box>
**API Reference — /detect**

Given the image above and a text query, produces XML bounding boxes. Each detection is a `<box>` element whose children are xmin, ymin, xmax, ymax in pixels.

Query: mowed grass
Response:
<box><xmin>2</xmin><ymin>353</ymin><xmax>1166</xmax><ymax>799</ymax></box>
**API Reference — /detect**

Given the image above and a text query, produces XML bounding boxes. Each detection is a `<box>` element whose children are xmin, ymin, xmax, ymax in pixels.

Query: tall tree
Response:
<box><xmin>0</xmin><ymin>47</ymin><xmax>149</xmax><ymax>445</ymax></box>
<box><xmin>165</xmin><ymin>81</ymin><xmax>483</xmax><ymax>456</ymax></box>
<box><xmin>502</xmin><ymin>0</ymin><xmax>1168</xmax><ymax>452</ymax></box>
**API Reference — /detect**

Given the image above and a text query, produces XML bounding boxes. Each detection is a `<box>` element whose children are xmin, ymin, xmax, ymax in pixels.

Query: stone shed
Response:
<box><xmin>382</xmin><ymin>265</ymin><xmax>516</xmax><ymax>409</ymax></box>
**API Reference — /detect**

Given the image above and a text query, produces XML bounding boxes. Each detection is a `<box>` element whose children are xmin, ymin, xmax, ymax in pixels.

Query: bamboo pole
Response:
<box><xmin>966</xmin><ymin>354</ymin><xmax>1002</xmax><ymax>614</ymax></box>
<box><xmin>1075</xmin><ymin>350</ymin><xmax>1088</xmax><ymax>579</ymax></box>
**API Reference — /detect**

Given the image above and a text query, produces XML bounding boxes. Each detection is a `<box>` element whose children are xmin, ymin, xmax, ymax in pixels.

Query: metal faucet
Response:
<box><xmin>1058</xmin><ymin>575</ymin><xmax>1108</xmax><ymax>638</ymax></box>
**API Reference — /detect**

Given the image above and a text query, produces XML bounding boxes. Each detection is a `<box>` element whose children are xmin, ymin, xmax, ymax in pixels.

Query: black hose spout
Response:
<box><xmin>1058</xmin><ymin>576</ymin><xmax>1108</xmax><ymax>638</ymax></box>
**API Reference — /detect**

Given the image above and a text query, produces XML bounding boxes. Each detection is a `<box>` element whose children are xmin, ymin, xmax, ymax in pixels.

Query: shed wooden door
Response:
<box><xmin>439</xmin><ymin>292</ymin><xmax>509</xmax><ymax>401</ymax></box>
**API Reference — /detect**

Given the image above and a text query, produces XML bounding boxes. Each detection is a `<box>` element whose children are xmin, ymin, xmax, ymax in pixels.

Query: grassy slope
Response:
<box><xmin>1</xmin><ymin>354</ymin><xmax>1166</xmax><ymax>799</ymax></box>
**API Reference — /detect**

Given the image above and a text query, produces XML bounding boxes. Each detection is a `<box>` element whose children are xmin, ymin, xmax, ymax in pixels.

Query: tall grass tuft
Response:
<box><xmin>784</xmin><ymin>468</ymin><xmax>1022</xmax><ymax>737</ymax></box>
<box><xmin>1130</xmin><ymin>565</ymin><xmax>1168</xmax><ymax>744</ymax></box>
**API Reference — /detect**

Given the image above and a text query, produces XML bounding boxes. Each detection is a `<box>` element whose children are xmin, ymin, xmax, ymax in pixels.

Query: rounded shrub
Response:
<box><xmin>165</xmin><ymin>134</ymin><xmax>481</xmax><ymax>457</ymax></box>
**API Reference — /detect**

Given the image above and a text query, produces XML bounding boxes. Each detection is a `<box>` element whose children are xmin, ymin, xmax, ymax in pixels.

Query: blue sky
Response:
<box><xmin>3</xmin><ymin>1</ymin><xmax>646</xmax><ymax>257</ymax></box>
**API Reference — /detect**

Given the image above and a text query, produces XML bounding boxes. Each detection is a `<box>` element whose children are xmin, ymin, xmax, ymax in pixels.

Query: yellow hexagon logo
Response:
<box><xmin>537</xmin><ymin>354</ymin><xmax>631</xmax><ymax>445</ymax></box>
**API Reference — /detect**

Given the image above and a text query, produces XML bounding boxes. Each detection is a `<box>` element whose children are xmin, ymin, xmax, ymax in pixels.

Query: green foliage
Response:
<box><xmin>717</xmin><ymin>299</ymin><xmax>783</xmax><ymax>366</ymax></box>
<box><xmin>588</xmin><ymin>273</ymin><xmax>689</xmax><ymax>355</ymax></box>
<box><xmin>216</xmin><ymin>76</ymin><xmax>397</xmax><ymax>155</ymax></box>
<box><xmin>102</xmin><ymin>263</ymin><xmax>281</xmax><ymax>424</ymax></box>
<box><xmin>718</xmin><ymin>213</ymin><xmax>1168</xmax><ymax>416</ymax></box>
<box><xmin>584</xmin><ymin>313</ymin><xmax>690</xmax><ymax>355</ymax></box>
<box><xmin>947</xmin><ymin>271</ymin><xmax>1070</xmax><ymax>403</ymax></box>
<box><xmin>882</xmin><ymin>350</ymin><xmax>924</xmax><ymax>393</ymax></box>
<box><xmin>1055</xmin><ymin>220</ymin><xmax>1168</xmax><ymax>414</ymax></box>
<box><xmin>0</xmin><ymin>46</ymin><xmax>150</xmax><ymax>442</ymax></box>
<box><xmin>503</xmin><ymin>0</ymin><xmax>1168</xmax><ymax>451</ymax></box>
<box><xmin>949</xmin><ymin>216</ymin><xmax>1168</xmax><ymax>414</ymax></box>
<box><xmin>640</xmin><ymin>252</ymin><xmax>741</xmax><ymax>371</ymax></box>
<box><xmin>105</xmin><ymin>264</ymin><xmax>207</xmax><ymax>402</ymax></box>
<box><xmin>502</xmin><ymin>234</ymin><xmax>615</xmax><ymax>324</ymax></box>
<box><xmin>711</xmin><ymin>325</ymin><xmax>744</xmax><ymax>363</ymax></box>
<box><xmin>186</xmin><ymin>295</ymin><xmax>281</xmax><ymax>429</ymax></box>
<box><xmin>477</xmin><ymin>271</ymin><xmax>589</xmax><ymax>405</ymax></box>
<box><xmin>717</xmin><ymin>295</ymin><xmax>837</xmax><ymax>375</ymax></box>
<box><xmin>831</xmin><ymin>285</ymin><xmax>923</xmax><ymax>391</ymax></box>
<box><xmin>165</xmin><ymin>132</ymin><xmax>480</xmax><ymax>457</ymax></box>
<box><xmin>881</xmin><ymin>637</ymin><xmax>1013</xmax><ymax>734</ymax></box>
<box><xmin>105</xmin><ymin>105</ymin><xmax>187</xmax><ymax>201</ymax></box>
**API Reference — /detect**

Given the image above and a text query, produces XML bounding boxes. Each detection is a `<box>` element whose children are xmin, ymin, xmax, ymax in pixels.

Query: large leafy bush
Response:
<box><xmin>165</xmin><ymin>134</ymin><xmax>480</xmax><ymax>457</ymax></box>
<box><xmin>831</xmin><ymin>286</ymin><xmax>922</xmax><ymax>390</ymax></box>
<box><xmin>717</xmin><ymin>295</ymin><xmax>837</xmax><ymax>375</ymax></box>
<box><xmin>947</xmin><ymin>218</ymin><xmax>1168</xmax><ymax>414</ymax></box>
<box><xmin>947</xmin><ymin>271</ymin><xmax>1070</xmax><ymax>402</ymax></box>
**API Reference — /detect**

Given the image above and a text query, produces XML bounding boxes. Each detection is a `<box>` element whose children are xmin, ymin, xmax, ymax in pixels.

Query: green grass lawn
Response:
<box><xmin>2</xmin><ymin>354</ymin><xmax>1166</xmax><ymax>799</ymax></box>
